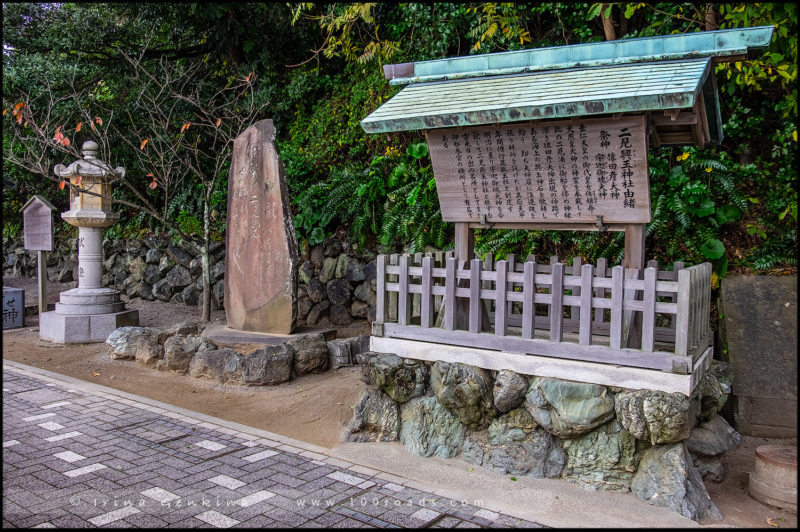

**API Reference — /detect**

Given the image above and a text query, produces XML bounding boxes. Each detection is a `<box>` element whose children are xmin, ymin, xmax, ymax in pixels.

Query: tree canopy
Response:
<box><xmin>3</xmin><ymin>3</ymin><xmax>797</xmax><ymax>282</ymax></box>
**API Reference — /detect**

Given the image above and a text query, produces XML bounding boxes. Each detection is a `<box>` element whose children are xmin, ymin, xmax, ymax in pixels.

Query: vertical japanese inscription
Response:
<box><xmin>428</xmin><ymin>115</ymin><xmax>648</xmax><ymax>223</ymax></box>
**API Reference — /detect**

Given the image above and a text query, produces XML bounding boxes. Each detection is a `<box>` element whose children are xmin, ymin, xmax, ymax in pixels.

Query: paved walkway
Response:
<box><xmin>2</xmin><ymin>361</ymin><xmax>543</xmax><ymax>528</ymax></box>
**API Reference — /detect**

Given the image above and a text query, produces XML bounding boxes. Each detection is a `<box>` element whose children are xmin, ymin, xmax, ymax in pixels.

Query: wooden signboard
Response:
<box><xmin>427</xmin><ymin>115</ymin><xmax>650</xmax><ymax>224</ymax></box>
<box><xmin>21</xmin><ymin>195</ymin><xmax>57</xmax><ymax>252</ymax></box>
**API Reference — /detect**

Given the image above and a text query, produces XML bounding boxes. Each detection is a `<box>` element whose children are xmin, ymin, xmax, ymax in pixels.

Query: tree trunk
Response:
<box><xmin>705</xmin><ymin>4</ymin><xmax>718</xmax><ymax>31</ymax></box>
<box><xmin>601</xmin><ymin>4</ymin><xmax>616</xmax><ymax>41</ymax></box>
<box><xmin>200</xmin><ymin>201</ymin><xmax>212</xmax><ymax>322</ymax></box>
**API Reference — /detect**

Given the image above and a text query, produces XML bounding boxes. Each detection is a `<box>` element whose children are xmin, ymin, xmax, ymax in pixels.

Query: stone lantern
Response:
<box><xmin>39</xmin><ymin>141</ymin><xmax>139</xmax><ymax>343</ymax></box>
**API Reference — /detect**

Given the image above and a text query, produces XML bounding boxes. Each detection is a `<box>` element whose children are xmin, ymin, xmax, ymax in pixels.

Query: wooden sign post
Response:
<box><xmin>427</xmin><ymin>115</ymin><xmax>650</xmax><ymax>346</ymax></box>
<box><xmin>20</xmin><ymin>195</ymin><xmax>57</xmax><ymax>316</ymax></box>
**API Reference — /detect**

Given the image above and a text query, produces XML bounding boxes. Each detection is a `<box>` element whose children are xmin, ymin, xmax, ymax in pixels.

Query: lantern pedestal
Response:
<box><xmin>39</xmin><ymin>141</ymin><xmax>139</xmax><ymax>344</ymax></box>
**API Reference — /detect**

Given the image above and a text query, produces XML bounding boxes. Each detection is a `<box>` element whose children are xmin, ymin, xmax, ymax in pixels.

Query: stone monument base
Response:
<box><xmin>39</xmin><ymin>308</ymin><xmax>139</xmax><ymax>344</ymax></box>
<box><xmin>202</xmin><ymin>325</ymin><xmax>336</xmax><ymax>346</ymax></box>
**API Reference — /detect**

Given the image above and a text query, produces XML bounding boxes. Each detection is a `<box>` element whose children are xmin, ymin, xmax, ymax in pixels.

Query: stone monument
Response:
<box><xmin>39</xmin><ymin>141</ymin><xmax>139</xmax><ymax>343</ymax></box>
<box><xmin>224</xmin><ymin>119</ymin><xmax>298</xmax><ymax>334</ymax></box>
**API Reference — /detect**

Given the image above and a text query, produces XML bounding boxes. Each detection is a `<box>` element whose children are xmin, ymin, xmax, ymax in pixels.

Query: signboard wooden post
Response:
<box><xmin>427</xmin><ymin>115</ymin><xmax>650</xmax><ymax>347</ymax></box>
<box><xmin>20</xmin><ymin>195</ymin><xmax>57</xmax><ymax>316</ymax></box>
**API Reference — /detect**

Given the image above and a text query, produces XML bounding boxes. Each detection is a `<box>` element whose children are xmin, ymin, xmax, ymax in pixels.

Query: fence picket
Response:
<box><xmin>550</xmin><ymin>262</ymin><xmax>564</xmax><ymax>342</ymax></box>
<box><xmin>674</xmin><ymin>268</ymin><xmax>691</xmax><ymax>356</ymax></box>
<box><xmin>388</xmin><ymin>254</ymin><xmax>398</xmax><ymax>321</ymax></box>
<box><xmin>469</xmin><ymin>258</ymin><xmax>482</xmax><ymax>333</ymax></box>
<box><xmin>506</xmin><ymin>254</ymin><xmax>516</xmax><ymax>320</ymax></box>
<box><xmin>642</xmin><ymin>266</ymin><xmax>657</xmax><ymax>352</ymax></box>
<box><xmin>522</xmin><ymin>261</ymin><xmax>535</xmax><ymax>339</ymax></box>
<box><xmin>398</xmin><ymin>255</ymin><xmax>409</xmax><ymax>326</ymax></box>
<box><xmin>579</xmin><ymin>263</ymin><xmax>593</xmax><ymax>345</ymax></box>
<box><xmin>421</xmin><ymin>256</ymin><xmax>433</xmax><ymax>328</ymax></box>
<box><xmin>610</xmin><ymin>265</ymin><xmax>624</xmax><ymax>349</ymax></box>
<box><xmin>495</xmin><ymin>260</ymin><xmax>508</xmax><ymax>337</ymax></box>
<box><xmin>444</xmin><ymin>257</ymin><xmax>456</xmax><ymax>331</ymax></box>
<box><xmin>376</xmin><ymin>255</ymin><xmax>386</xmax><ymax>324</ymax></box>
<box><xmin>594</xmin><ymin>257</ymin><xmax>608</xmax><ymax>329</ymax></box>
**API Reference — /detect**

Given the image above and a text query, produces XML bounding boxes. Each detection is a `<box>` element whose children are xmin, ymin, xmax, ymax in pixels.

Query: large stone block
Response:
<box><xmin>431</xmin><ymin>361</ymin><xmax>496</xmax><ymax>430</ymax></box>
<box><xmin>561</xmin><ymin>419</ymin><xmax>645</xmax><ymax>491</ymax></box>
<box><xmin>720</xmin><ymin>275</ymin><xmax>797</xmax><ymax>436</ymax></box>
<box><xmin>615</xmin><ymin>389</ymin><xmax>698</xmax><ymax>445</ymax></box>
<box><xmin>461</xmin><ymin>426</ymin><xmax>565</xmax><ymax>478</ymax></box>
<box><xmin>524</xmin><ymin>377</ymin><xmax>615</xmax><ymax>438</ymax></box>
<box><xmin>286</xmin><ymin>333</ymin><xmax>329</xmax><ymax>376</ymax></box>
<box><xmin>630</xmin><ymin>443</ymin><xmax>722</xmax><ymax>522</ymax></box>
<box><xmin>41</xmin><ymin>309</ymin><xmax>139</xmax><ymax>344</ymax></box>
<box><xmin>225</xmin><ymin>119</ymin><xmax>299</xmax><ymax>334</ymax></box>
<box><xmin>343</xmin><ymin>388</ymin><xmax>400</xmax><ymax>443</ymax></box>
<box><xmin>400</xmin><ymin>396</ymin><xmax>465</xmax><ymax>458</ymax></box>
<box><xmin>366</xmin><ymin>353</ymin><xmax>428</xmax><ymax>403</ymax></box>
<box><xmin>223</xmin><ymin>345</ymin><xmax>293</xmax><ymax>386</ymax></box>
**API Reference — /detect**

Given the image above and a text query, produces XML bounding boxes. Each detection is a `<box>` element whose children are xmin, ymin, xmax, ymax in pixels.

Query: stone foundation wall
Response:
<box><xmin>3</xmin><ymin>234</ymin><xmax>378</xmax><ymax>326</ymax></box>
<box><xmin>348</xmin><ymin>352</ymin><xmax>741</xmax><ymax>522</ymax></box>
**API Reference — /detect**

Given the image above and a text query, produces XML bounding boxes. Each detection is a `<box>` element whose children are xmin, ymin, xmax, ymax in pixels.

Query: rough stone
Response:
<box><xmin>143</xmin><ymin>264</ymin><xmax>161</xmax><ymax>285</ymax></box>
<box><xmin>159</xmin><ymin>334</ymin><xmax>216</xmax><ymax>374</ymax></box>
<box><xmin>350</xmin><ymin>300</ymin><xmax>368</xmax><ymax>318</ymax></box>
<box><xmin>210</xmin><ymin>260</ymin><xmax>225</xmax><ymax>282</ymax></box>
<box><xmin>461</xmin><ymin>427</ymin><xmax>565</xmax><ymax>478</ymax></box>
<box><xmin>323</xmin><ymin>239</ymin><xmax>342</xmax><ymax>258</ymax></box>
<box><xmin>698</xmin><ymin>360</ymin><xmax>734</xmax><ymax>421</ymax></box>
<box><xmin>343</xmin><ymin>388</ymin><xmax>400</xmax><ymax>443</ymax></box>
<box><xmin>212</xmin><ymin>281</ymin><xmax>225</xmax><ymax>308</ymax></box>
<box><xmin>297</xmin><ymin>297</ymin><xmax>313</xmax><ymax>319</ymax></box>
<box><xmin>353</xmin><ymin>282</ymin><xmax>374</xmax><ymax>304</ymax></box>
<box><xmin>128</xmin><ymin>256</ymin><xmax>146</xmax><ymax>282</ymax></box>
<box><xmin>158</xmin><ymin>254</ymin><xmax>174</xmax><ymax>274</ymax></box>
<box><xmin>367</xmin><ymin>353</ymin><xmax>428</xmax><ymax>403</ymax></box>
<box><xmin>431</xmin><ymin>361</ymin><xmax>496</xmax><ymax>430</ymax></box>
<box><xmin>156</xmin><ymin>320</ymin><xmax>202</xmax><ymax>344</ymax></box>
<box><xmin>310</xmin><ymin>245</ymin><xmax>324</xmax><ymax>269</ymax></box>
<box><xmin>306</xmin><ymin>300</ymin><xmax>329</xmax><ymax>325</ymax></box>
<box><xmin>169</xmin><ymin>292</ymin><xmax>184</xmax><ymax>305</ymax></box>
<box><xmin>225</xmin><ymin>119</ymin><xmax>299</xmax><ymax>334</ymax></box>
<box><xmin>493</xmin><ymin>370</ymin><xmax>529</xmax><ymax>413</ymax></box>
<box><xmin>561</xmin><ymin>419</ymin><xmax>646</xmax><ymax>491</ymax></box>
<box><xmin>684</xmin><ymin>415</ymin><xmax>741</xmax><ymax>457</ymax></box>
<box><xmin>346</xmin><ymin>259</ymin><xmax>366</xmax><ymax>283</ymax></box>
<box><xmin>319</xmin><ymin>257</ymin><xmax>337</xmax><ymax>284</ymax></box>
<box><xmin>630</xmin><ymin>443</ymin><xmax>722</xmax><ymax>522</ymax></box>
<box><xmin>328</xmin><ymin>304</ymin><xmax>351</xmax><ymax>325</ymax></box>
<box><xmin>165</xmin><ymin>242</ymin><xmax>193</xmax><ymax>267</ymax></box>
<box><xmin>152</xmin><ymin>278</ymin><xmax>174</xmax><ymax>301</ymax></box>
<box><xmin>327</xmin><ymin>278</ymin><xmax>350</xmax><ymax>306</ymax></box>
<box><xmin>487</xmin><ymin>407</ymin><xmax>538</xmax><ymax>444</ymax></box>
<box><xmin>524</xmin><ymin>377</ymin><xmax>615</xmax><ymax>438</ymax></box>
<box><xmin>181</xmin><ymin>284</ymin><xmax>202</xmax><ymax>306</ymax></box>
<box><xmin>334</xmin><ymin>253</ymin><xmax>349</xmax><ymax>279</ymax></box>
<box><xmin>145</xmin><ymin>248</ymin><xmax>162</xmax><ymax>264</ymax></box>
<box><xmin>189</xmin><ymin>348</ymin><xmax>240</xmax><ymax>382</ymax></box>
<box><xmin>106</xmin><ymin>326</ymin><xmax>158</xmax><ymax>360</ymax></box>
<box><xmin>362</xmin><ymin>260</ymin><xmax>377</xmax><ymax>283</ymax></box>
<box><xmin>165</xmin><ymin>264</ymin><xmax>192</xmax><ymax>290</ymax></box>
<box><xmin>307</xmin><ymin>278</ymin><xmax>326</xmax><ymax>304</ymax></box>
<box><xmin>286</xmin><ymin>333</ymin><xmax>329</xmax><ymax>376</ymax></box>
<box><xmin>327</xmin><ymin>337</ymin><xmax>362</xmax><ymax>370</ymax></box>
<box><xmin>615</xmin><ymin>389</ymin><xmax>698</xmax><ymax>445</ymax></box>
<box><xmin>223</xmin><ymin>344</ymin><xmax>293</xmax><ymax>386</ymax></box>
<box><xmin>299</xmin><ymin>261</ymin><xmax>314</xmax><ymax>285</ymax></box>
<box><xmin>135</xmin><ymin>336</ymin><xmax>163</xmax><ymax>367</ymax></box>
<box><xmin>140</xmin><ymin>281</ymin><xmax>153</xmax><ymax>300</ymax></box>
<box><xmin>400</xmin><ymin>396</ymin><xmax>465</xmax><ymax>458</ymax></box>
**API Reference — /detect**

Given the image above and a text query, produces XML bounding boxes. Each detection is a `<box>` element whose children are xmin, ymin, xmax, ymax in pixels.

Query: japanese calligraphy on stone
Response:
<box><xmin>427</xmin><ymin>115</ymin><xmax>650</xmax><ymax>224</ymax></box>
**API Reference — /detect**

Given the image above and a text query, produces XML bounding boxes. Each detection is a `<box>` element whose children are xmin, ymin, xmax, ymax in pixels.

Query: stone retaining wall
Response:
<box><xmin>3</xmin><ymin>234</ymin><xmax>379</xmax><ymax>327</ymax></box>
<box><xmin>347</xmin><ymin>352</ymin><xmax>741</xmax><ymax>523</ymax></box>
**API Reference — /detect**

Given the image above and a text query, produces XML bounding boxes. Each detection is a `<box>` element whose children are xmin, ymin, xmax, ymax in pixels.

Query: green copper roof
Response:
<box><xmin>385</xmin><ymin>26</ymin><xmax>774</xmax><ymax>85</ymax></box>
<box><xmin>361</xmin><ymin>58</ymin><xmax>712</xmax><ymax>133</ymax></box>
<box><xmin>362</xmin><ymin>26</ymin><xmax>773</xmax><ymax>135</ymax></box>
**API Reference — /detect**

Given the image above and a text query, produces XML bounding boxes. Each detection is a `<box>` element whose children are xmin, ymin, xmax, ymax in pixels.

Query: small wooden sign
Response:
<box><xmin>20</xmin><ymin>195</ymin><xmax>57</xmax><ymax>252</ymax></box>
<box><xmin>427</xmin><ymin>115</ymin><xmax>650</xmax><ymax>224</ymax></box>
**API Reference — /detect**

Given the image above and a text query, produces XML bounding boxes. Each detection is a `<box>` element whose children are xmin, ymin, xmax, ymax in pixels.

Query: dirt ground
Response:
<box><xmin>2</xmin><ymin>275</ymin><xmax>797</xmax><ymax>528</ymax></box>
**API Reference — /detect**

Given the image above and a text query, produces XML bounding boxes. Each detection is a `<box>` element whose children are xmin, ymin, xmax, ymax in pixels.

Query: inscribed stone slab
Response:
<box><xmin>225</xmin><ymin>119</ymin><xmax>299</xmax><ymax>333</ymax></box>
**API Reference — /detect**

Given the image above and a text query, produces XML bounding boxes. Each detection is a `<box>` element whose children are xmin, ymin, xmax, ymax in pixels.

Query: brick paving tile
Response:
<box><xmin>3</xmin><ymin>365</ymin><xmax>542</xmax><ymax>530</ymax></box>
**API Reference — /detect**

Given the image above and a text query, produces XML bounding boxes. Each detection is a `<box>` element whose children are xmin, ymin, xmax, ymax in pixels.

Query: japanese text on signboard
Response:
<box><xmin>427</xmin><ymin>115</ymin><xmax>649</xmax><ymax>224</ymax></box>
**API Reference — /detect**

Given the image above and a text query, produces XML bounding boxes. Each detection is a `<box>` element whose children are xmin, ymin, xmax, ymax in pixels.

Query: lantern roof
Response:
<box><xmin>53</xmin><ymin>141</ymin><xmax>125</xmax><ymax>180</ymax></box>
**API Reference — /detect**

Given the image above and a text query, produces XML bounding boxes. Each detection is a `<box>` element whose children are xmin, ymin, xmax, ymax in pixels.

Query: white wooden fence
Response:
<box><xmin>373</xmin><ymin>253</ymin><xmax>712</xmax><ymax>374</ymax></box>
